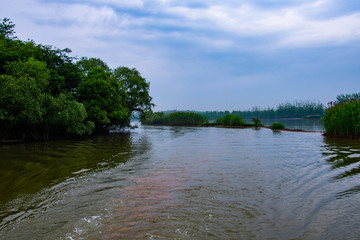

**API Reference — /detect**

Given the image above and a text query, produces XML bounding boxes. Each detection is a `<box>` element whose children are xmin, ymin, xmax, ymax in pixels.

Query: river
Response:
<box><xmin>1</xmin><ymin>121</ymin><xmax>360</xmax><ymax>239</ymax></box>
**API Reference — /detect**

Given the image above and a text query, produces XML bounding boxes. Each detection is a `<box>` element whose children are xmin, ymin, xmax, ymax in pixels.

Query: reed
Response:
<box><xmin>252</xmin><ymin>117</ymin><xmax>262</xmax><ymax>127</ymax></box>
<box><xmin>323</xmin><ymin>96</ymin><xmax>360</xmax><ymax>138</ymax></box>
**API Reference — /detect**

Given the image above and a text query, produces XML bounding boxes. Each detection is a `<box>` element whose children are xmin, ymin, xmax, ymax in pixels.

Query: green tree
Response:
<box><xmin>0</xmin><ymin>18</ymin><xmax>16</xmax><ymax>39</ymax></box>
<box><xmin>43</xmin><ymin>93</ymin><xmax>94</xmax><ymax>137</ymax></box>
<box><xmin>0</xmin><ymin>57</ymin><xmax>94</xmax><ymax>140</ymax></box>
<box><xmin>113</xmin><ymin>66</ymin><xmax>154</xmax><ymax>114</ymax></box>
<box><xmin>76</xmin><ymin>57</ymin><xmax>110</xmax><ymax>75</ymax></box>
<box><xmin>0</xmin><ymin>18</ymin><xmax>154</xmax><ymax>140</ymax></box>
<box><xmin>0</xmin><ymin>58</ymin><xmax>50</xmax><ymax>139</ymax></box>
<box><xmin>76</xmin><ymin>67</ymin><xmax>130</xmax><ymax>132</ymax></box>
<box><xmin>38</xmin><ymin>45</ymin><xmax>82</xmax><ymax>94</ymax></box>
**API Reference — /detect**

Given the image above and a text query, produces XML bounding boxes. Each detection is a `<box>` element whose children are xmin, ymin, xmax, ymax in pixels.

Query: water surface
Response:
<box><xmin>1</xmin><ymin>124</ymin><xmax>360</xmax><ymax>239</ymax></box>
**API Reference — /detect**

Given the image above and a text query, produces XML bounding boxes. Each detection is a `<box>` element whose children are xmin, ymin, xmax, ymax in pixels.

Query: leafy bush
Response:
<box><xmin>214</xmin><ymin>117</ymin><xmax>223</xmax><ymax>125</ymax></box>
<box><xmin>215</xmin><ymin>114</ymin><xmax>245</xmax><ymax>126</ymax></box>
<box><xmin>323</xmin><ymin>94</ymin><xmax>360</xmax><ymax>138</ymax></box>
<box><xmin>271</xmin><ymin>122</ymin><xmax>285</xmax><ymax>130</ymax></box>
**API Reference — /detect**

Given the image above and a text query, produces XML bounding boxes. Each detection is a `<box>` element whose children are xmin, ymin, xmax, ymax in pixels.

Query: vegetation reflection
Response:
<box><xmin>0</xmin><ymin>133</ymin><xmax>148</xmax><ymax>204</ymax></box>
<box><xmin>322</xmin><ymin>137</ymin><xmax>360</xmax><ymax>198</ymax></box>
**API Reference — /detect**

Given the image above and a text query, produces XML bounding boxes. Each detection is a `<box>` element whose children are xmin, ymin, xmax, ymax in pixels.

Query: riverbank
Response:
<box><xmin>143</xmin><ymin>123</ymin><xmax>322</xmax><ymax>133</ymax></box>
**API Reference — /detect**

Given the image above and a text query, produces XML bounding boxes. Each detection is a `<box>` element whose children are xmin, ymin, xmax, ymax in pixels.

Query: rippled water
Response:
<box><xmin>1</xmin><ymin>124</ymin><xmax>360</xmax><ymax>239</ymax></box>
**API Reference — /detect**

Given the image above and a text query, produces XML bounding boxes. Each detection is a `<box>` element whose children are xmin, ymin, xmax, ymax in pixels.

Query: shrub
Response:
<box><xmin>271</xmin><ymin>122</ymin><xmax>285</xmax><ymax>130</ymax></box>
<box><xmin>323</xmin><ymin>96</ymin><xmax>360</xmax><ymax>138</ymax></box>
<box><xmin>252</xmin><ymin>117</ymin><xmax>262</xmax><ymax>127</ymax></box>
<box><xmin>215</xmin><ymin>117</ymin><xmax>223</xmax><ymax>125</ymax></box>
<box><xmin>140</xmin><ymin>111</ymin><xmax>207</xmax><ymax>126</ymax></box>
<box><xmin>215</xmin><ymin>114</ymin><xmax>245</xmax><ymax>126</ymax></box>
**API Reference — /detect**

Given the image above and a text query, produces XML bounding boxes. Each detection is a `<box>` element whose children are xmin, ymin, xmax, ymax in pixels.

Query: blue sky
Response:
<box><xmin>1</xmin><ymin>0</ymin><xmax>360</xmax><ymax>111</ymax></box>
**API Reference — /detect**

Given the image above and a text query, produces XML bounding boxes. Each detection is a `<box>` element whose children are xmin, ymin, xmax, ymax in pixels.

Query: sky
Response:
<box><xmin>1</xmin><ymin>0</ymin><xmax>360</xmax><ymax>111</ymax></box>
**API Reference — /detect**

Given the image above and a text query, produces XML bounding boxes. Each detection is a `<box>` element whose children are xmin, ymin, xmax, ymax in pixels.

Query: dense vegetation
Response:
<box><xmin>202</xmin><ymin>100</ymin><xmax>324</xmax><ymax>120</ymax></box>
<box><xmin>141</xmin><ymin>112</ymin><xmax>259</xmax><ymax>128</ymax></box>
<box><xmin>215</xmin><ymin>114</ymin><xmax>246</xmax><ymax>126</ymax></box>
<box><xmin>323</xmin><ymin>93</ymin><xmax>360</xmax><ymax>138</ymax></box>
<box><xmin>140</xmin><ymin>111</ymin><xmax>207</xmax><ymax>126</ymax></box>
<box><xmin>271</xmin><ymin>122</ymin><xmax>285</xmax><ymax>130</ymax></box>
<box><xmin>0</xmin><ymin>18</ymin><xmax>153</xmax><ymax>141</ymax></box>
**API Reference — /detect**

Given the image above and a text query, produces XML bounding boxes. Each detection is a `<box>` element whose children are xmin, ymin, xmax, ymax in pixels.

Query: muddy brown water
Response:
<box><xmin>1</xmin><ymin>122</ymin><xmax>360</xmax><ymax>239</ymax></box>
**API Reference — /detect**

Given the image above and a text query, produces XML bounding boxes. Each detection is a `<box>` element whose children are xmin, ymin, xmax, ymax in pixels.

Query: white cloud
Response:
<box><xmin>93</xmin><ymin>0</ymin><xmax>144</xmax><ymax>8</ymax></box>
<box><xmin>4</xmin><ymin>0</ymin><xmax>360</xmax><ymax>50</ymax></box>
<box><xmin>1</xmin><ymin>0</ymin><xmax>359</xmax><ymax>110</ymax></box>
<box><xmin>279</xmin><ymin>13</ymin><xmax>360</xmax><ymax>47</ymax></box>
<box><xmin>156</xmin><ymin>0</ymin><xmax>360</xmax><ymax>48</ymax></box>
<box><xmin>62</xmin><ymin>5</ymin><xmax>118</xmax><ymax>25</ymax></box>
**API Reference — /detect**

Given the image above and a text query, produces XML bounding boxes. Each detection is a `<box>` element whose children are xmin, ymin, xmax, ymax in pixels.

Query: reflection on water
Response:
<box><xmin>0</xmin><ymin>132</ymin><xmax>151</xmax><ymax>238</ymax></box>
<box><xmin>322</xmin><ymin>138</ymin><xmax>360</xmax><ymax>198</ymax></box>
<box><xmin>260</xmin><ymin>118</ymin><xmax>323</xmax><ymax>131</ymax></box>
<box><xmin>1</xmin><ymin>124</ymin><xmax>360</xmax><ymax>239</ymax></box>
<box><xmin>0</xmin><ymin>134</ymin><xmax>133</xmax><ymax>203</ymax></box>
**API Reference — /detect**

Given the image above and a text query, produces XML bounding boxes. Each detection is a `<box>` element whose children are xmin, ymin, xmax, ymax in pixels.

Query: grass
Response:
<box><xmin>323</xmin><ymin>97</ymin><xmax>360</xmax><ymax>138</ymax></box>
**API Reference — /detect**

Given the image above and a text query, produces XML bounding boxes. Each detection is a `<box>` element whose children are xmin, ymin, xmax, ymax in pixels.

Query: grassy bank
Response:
<box><xmin>323</xmin><ymin>93</ymin><xmax>360</xmax><ymax>138</ymax></box>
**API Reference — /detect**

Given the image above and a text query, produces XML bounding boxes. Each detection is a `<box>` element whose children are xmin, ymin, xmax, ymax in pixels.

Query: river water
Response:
<box><xmin>1</xmin><ymin>122</ymin><xmax>360</xmax><ymax>239</ymax></box>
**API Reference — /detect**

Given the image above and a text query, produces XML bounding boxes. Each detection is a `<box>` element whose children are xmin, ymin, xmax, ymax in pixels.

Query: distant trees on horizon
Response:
<box><xmin>195</xmin><ymin>100</ymin><xmax>325</xmax><ymax>120</ymax></box>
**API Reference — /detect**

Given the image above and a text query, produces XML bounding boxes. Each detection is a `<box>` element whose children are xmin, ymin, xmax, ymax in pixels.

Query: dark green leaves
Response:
<box><xmin>113</xmin><ymin>66</ymin><xmax>154</xmax><ymax>113</ymax></box>
<box><xmin>0</xmin><ymin>18</ymin><xmax>154</xmax><ymax>141</ymax></box>
<box><xmin>0</xmin><ymin>18</ymin><xmax>15</xmax><ymax>39</ymax></box>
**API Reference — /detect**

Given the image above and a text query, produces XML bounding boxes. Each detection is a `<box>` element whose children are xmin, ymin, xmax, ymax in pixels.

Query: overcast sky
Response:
<box><xmin>1</xmin><ymin>0</ymin><xmax>360</xmax><ymax>111</ymax></box>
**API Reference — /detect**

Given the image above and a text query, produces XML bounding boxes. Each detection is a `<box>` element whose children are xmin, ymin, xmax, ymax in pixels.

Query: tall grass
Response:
<box><xmin>252</xmin><ymin>117</ymin><xmax>262</xmax><ymax>127</ymax></box>
<box><xmin>323</xmin><ymin>94</ymin><xmax>360</xmax><ymax>138</ymax></box>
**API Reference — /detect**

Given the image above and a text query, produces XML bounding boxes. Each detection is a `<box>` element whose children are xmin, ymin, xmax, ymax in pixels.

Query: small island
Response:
<box><xmin>140</xmin><ymin>111</ymin><xmax>318</xmax><ymax>133</ymax></box>
<box><xmin>141</xmin><ymin>93</ymin><xmax>360</xmax><ymax>138</ymax></box>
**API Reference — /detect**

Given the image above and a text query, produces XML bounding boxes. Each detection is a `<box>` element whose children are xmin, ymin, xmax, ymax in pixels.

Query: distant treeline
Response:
<box><xmin>201</xmin><ymin>100</ymin><xmax>324</xmax><ymax>120</ymax></box>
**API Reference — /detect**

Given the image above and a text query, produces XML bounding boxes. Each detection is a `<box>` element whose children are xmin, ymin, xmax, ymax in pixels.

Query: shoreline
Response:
<box><xmin>144</xmin><ymin>123</ymin><xmax>323</xmax><ymax>133</ymax></box>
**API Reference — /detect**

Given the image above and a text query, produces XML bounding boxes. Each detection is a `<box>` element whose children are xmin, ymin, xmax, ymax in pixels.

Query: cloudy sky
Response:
<box><xmin>1</xmin><ymin>0</ymin><xmax>360</xmax><ymax>111</ymax></box>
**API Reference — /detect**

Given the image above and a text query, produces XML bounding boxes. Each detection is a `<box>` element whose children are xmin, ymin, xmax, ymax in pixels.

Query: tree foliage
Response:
<box><xmin>0</xmin><ymin>18</ymin><xmax>153</xmax><ymax>141</ymax></box>
<box><xmin>77</xmin><ymin>66</ymin><xmax>130</xmax><ymax>132</ymax></box>
<box><xmin>113</xmin><ymin>67</ymin><xmax>154</xmax><ymax>113</ymax></box>
<box><xmin>0</xmin><ymin>18</ymin><xmax>15</xmax><ymax>39</ymax></box>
